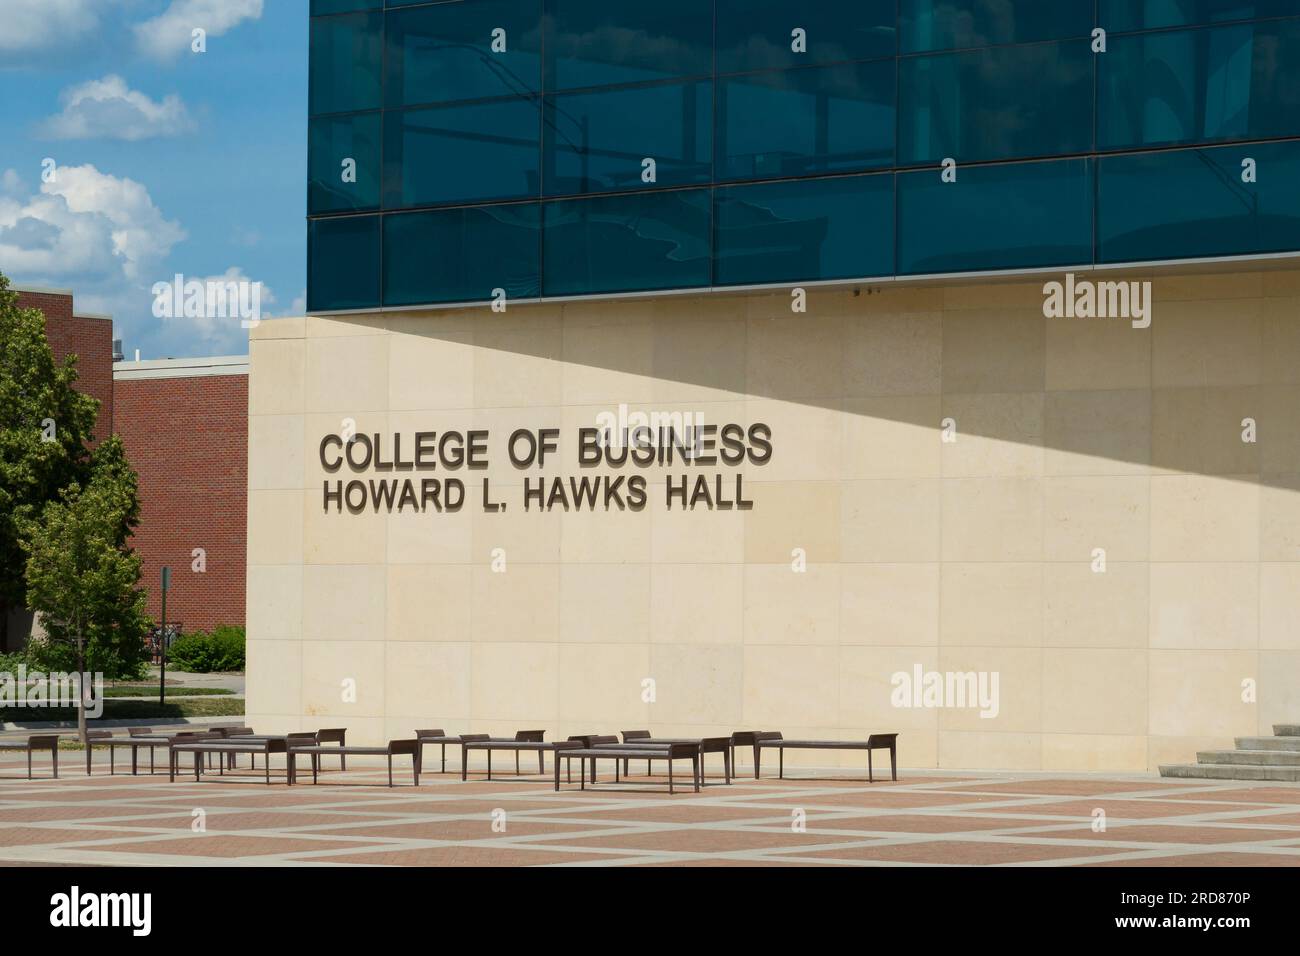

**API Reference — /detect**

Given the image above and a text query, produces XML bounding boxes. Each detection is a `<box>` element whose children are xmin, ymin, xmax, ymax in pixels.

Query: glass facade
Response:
<box><xmin>308</xmin><ymin>1</ymin><xmax>1300</xmax><ymax>311</ymax></box>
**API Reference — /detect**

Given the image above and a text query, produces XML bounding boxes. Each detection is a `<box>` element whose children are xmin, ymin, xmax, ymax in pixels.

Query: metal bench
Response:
<box><xmin>552</xmin><ymin>742</ymin><xmax>702</xmax><ymax>794</ymax></box>
<box><xmin>415</xmin><ymin>728</ymin><xmax>460</xmax><ymax>774</ymax></box>
<box><xmin>752</xmin><ymin>731</ymin><xmax>899</xmax><ymax>782</ymax></box>
<box><xmin>168</xmin><ymin>737</ymin><xmax>290</xmax><ymax>785</ymax></box>
<box><xmin>614</xmin><ymin>734</ymin><xmax>733</xmax><ymax>784</ymax></box>
<box><xmin>0</xmin><ymin>734</ymin><xmax>60</xmax><ymax>779</ymax></box>
<box><xmin>458</xmin><ymin>732</ymin><xmax>551</xmax><ymax>781</ymax></box>
<box><xmin>288</xmin><ymin>739</ymin><xmax>420</xmax><ymax>787</ymax></box>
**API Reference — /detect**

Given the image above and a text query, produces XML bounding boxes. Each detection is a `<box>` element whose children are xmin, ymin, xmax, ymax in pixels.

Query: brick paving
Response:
<box><xmin>3</xmin><ymin>751</ymin><xmax>1300</xmax><ymax>867</ymax></box>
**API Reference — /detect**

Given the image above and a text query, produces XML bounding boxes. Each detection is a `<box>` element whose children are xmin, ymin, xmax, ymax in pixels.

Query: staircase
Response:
<box><xmin>1160</xmin><ymin>725</ymin><xmax>1300</xmax><ymax>781</ymax></box>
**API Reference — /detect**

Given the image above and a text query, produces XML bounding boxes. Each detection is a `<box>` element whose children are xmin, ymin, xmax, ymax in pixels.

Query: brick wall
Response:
<box><xmin>112</xmin><ymin>374</ymin><xmax>248</xmax><ymax>632</ymax></box>
<box><xmin>16</xmin><ymin>290</ymin><xmax>114</xmax><ymax>442</ymax></box>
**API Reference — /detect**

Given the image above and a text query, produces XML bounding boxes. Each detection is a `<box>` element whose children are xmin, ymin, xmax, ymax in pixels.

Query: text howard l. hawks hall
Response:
<box><xmin>244</xmin><ymin>265</ymin><xmax>1300</xmax><ymax>774</ymax></box>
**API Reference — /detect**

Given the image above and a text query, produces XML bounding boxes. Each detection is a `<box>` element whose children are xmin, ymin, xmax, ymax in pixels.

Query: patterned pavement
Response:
<box><xmin>4</xmin><ymin>751</ymin><xmax>1300</xmax><ymax>867</ymax></box>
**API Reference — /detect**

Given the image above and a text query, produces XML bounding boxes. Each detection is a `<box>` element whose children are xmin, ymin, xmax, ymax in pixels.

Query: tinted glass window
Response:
<box><xmin>716</xmin><ymin>0</ymin><xmax>896</xmax><ymax>74</ymax></box>
<box><xmin>310</xmin><ymin>13</ymin><xmax>383</xmax><ymax>115</ymax></box>
<box><xmin>543</xmin><ymin>189</ymin><xmax>712</xmax><ymax>295</ymax></box>
<box><xmin>543</xmin><ymin>0</ymin><xmax>713</xmax><ymax>90</ymax></box>
<box><xmin>312</xmin><ymin>0</ymin><xmax>381</xmax><ymax>15</ymax></box>
<box><xmin>309</xmin><ymin>113</ymin><xmax>382</xmax><ymax>214</ymax></box>
<box><xmin>1101</xmin><ymin>0</ymin><xmax>1299</xmax><ymax>32</ymax></box>
<box><xmin>718</xmin><ymin>61</ymin><xmax>895</xmax><ymax>182</ymax></box>
<box><xmin>544</xmin><ymin>81</ymin><xmax>711</xmax><ymax>196</ymax></box>
<box><xmin>715</xmin><ymin>174</ymin><xmax>895</xmax><ymax>285</ymax></box>
<box><xmin>309</xmin><ymin>216</ymin><xmax>381</xmax><ymax>311</ymax></box>
<box><xmin>1099</xmin><ymin>142</ymin><xmax>1300</xmax><ymax>262</ymax></box>
<box><xmin>386</xmin><ymin>0</ymin><xmax>542</xmax><ymax>107</ymax></box>
<box><xmin>900</xmin><ymin>41</ymin><xmax>1094</xmax><ymax>164</ymax></box>
<box><xmin>900</xmin><ymin>0</ymin><xmax>1093</xmax><ymax>53</ymax></box>
<box><xmin>384</xmin><ymin>98</ymin><xmax>541</xmax><ymax>208</ymax></box>
<box><xmin>897</xmin><ymin>158</ymin><xmax>1093</xmax><ymax>274</ymax></box>
<box><xmin>384</xmin><ymin>205</ymin><xmax>542</xmax><ymax>306</ymax></box>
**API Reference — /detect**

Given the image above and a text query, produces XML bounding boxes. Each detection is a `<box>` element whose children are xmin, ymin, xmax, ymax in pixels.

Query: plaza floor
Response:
<box><xmin>3</xmin><ymin>751</ymin><xmax>1300</xmax><ymax>867</ymax></box>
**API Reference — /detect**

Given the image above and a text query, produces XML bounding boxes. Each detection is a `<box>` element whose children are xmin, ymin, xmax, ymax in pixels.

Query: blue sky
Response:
<box><xmin>0</xmin><ymin>0</ymin><xmax>308</xmax><ymax>357</ymax></box>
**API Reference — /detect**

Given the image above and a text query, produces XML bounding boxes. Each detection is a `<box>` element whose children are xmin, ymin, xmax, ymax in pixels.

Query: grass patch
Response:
<box><xmin>101</xmin><ymin>686</ymin><xmax>233</xmax><ymax>698</ymax></box>
<box><xmin>0</xmin><ymin>698</ymin><xmax>245</xmax><ymax>722</ymax></box>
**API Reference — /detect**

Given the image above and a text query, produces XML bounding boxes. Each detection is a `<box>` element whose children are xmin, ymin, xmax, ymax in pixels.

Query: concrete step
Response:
<box><xmin>1198</xmin><ymin>749</ymin><xmax>1300</xmax><ymax>767</ymax></box>
<box><xmin>1234</xmin><ymin>736</ymin><xmax>1300</xmax><ymax>751</ymax></box>
<box><xmin>1160</xmin><ymin>763</ymin><xmax>1300</xmax><ymax>782</ymax></box>
<box><xmin>1274</xmin><ymin>725</ymin><xmax>1300</xmax><ymax>737</ymax></box>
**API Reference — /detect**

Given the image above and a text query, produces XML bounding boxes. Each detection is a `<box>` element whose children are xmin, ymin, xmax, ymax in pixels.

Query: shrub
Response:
<box><xmin>166</xmin><ymin>625</ymin><xmax>245</xmax><ymax>673</ymax></box>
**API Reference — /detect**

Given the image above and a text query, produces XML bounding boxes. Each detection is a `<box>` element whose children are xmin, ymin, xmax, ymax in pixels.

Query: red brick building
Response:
<box><xmin>9</xmin><ymin>287</ymin><xmax>248</xmax><ymax>647</ymax></box>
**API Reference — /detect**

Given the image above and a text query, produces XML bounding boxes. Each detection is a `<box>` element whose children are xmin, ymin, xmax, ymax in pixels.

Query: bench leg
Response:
<box><xmin>441</xmin><ymin>743</ymin><xmax>446</xmax><ymax>774</ymax></box>
<box><xmin>868</xmin><ymin>749</ymin><xmax>873</xmax><ymax>784</ymax></box>
<box><xmin>487</xmin><ymin>750</ymin><xmax>492</xmax><ymax>781</ymax></box>
<box><xmin>615</xmin><ymin>759</ymin><xmax>620</xmax><ymax>783</ymax></box>
<box><xmin>668</xmin><ymin>760</ymin><xmax>674</xmax><ymax>795</ymax></box>
<box><xmin>388</xmin><ymin>755</ymin><xmax>393</xmax><ymax>788</ymax></box>
<box><xmin>580</xmin><ymin>758</ymin><xmax>585</xmax><ymax>791</ymax></box>
<box><xmin>150</xmin><ymin>746</ymin><xmax>155</xmax><ymax>775</ymax></box>
<box><xmin>754</xmin><ymin>744</ymin><xmax>761</xmax><ymax>779</ymax></box>
<box><xmin>265</xmin><ymin>755</ymin><xmax>270</xmax><ymax>786</ymax></box>
<box><xmin>515</xmin><ymin>751</ymin><xmax>519</xmax><ymax>776</ymax></box>
<box><xmin>85</xmin><ymin>743</ymin><xmax>91</xmax><ymax>776</ymax></box>
<box><xmin>891</xmin><ymin>743</ymin><xmax>897</xmax><ymax>782</ymax></box>
<box><xmin>725</xmin><ymin>748</ymin><xmax>732</xmax><ymax>785</ymax></box>
<box><xmin>27</xmin><ymin>750</ymin><xmax>32</xmax><ymax>780</ymax></box>
<box><xmin>461</xmin><ymin>747</ymin><xmax>468</xmax><ymax>782</ymax></box>
<box><xmin>554</xmin><ymin>754</ymin><xmax>560</xmax><ymax>791</ymax></box>
<box><xmin>413</xmin><ymin>755</ymin><xmax>419</xmax><ymax>788</ymax></box>
<box><xmin>340</xmin><ymin>748</ymin><xmax>346</xmax><ymax>772</ymax></box>
<box><xmin>693</xmin><ymin>755</ymin><xmax>699</xmax><ymax>793</ymax></box>
<box><xmin>779</xmin><ymin>747</ymin><xmax>784</xmax><ymax>779</ymax></box>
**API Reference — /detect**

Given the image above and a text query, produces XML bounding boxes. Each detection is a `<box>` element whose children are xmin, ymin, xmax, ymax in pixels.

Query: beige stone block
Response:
<box><xmin>559</xmin><ymin>504</ymin><xmax>652</xmax><ymax>564</ymax></box>
<box><xmin>470</xmin><ymin>564</ymin><xmax>560</xmax><ymax>642</ymax></box>
<box><xmin>302</xmin><ymin>564</ymin><xmax>386</xmax><ymax>642</ymax></box>
<box><xmin>840</xmin><ymin>563</ymin><xmax>940</xmax><ymax>647</ymax></box>
<box><xmin>385</xmin><ymin>642</ymin><xmax>471</xmax><ymax>719</ymax></box>
<box><xmin>839</xmin><ymin>645</ymin><xmax>941</xmax><ymax>733</ymax></box>
<box><xmin>305</xmin><ymin>314</ymin><xmax>387</xmax><ymax>338</ymax></box>
<box><xmin>561</xmin><ymin>320</ymin><xmax>656</xmax><ymax>405</ymax></box>
<box><xmin>936</xmin><ymin>646</ymin><xmax>1040</xmax><ymax>733</ymax></box>
<box><xmin>558</xmin><ymin>643</ymin><xmax>652</xmax><ymax>724</ymax></box>
<box><xmin>938</xmin><ymin>731</ymin><xmax>1042</xmax><ymax>770</ymax></box>
<box><xmin>1151</xmin><ymin>298</ymin><xmax>1262</xmax><ymax>387</ymax></box>
<box><xmin>246</xmin><ymin>565</ymin><xmax>303</xmax><ymax>641</ymax></box>
<box><xmin>940</xmin><ymin>393</ymin><xmax>1043</xmax><ymax>478</ymax></box>
<box><xmin>744</xmin><ymin>481</ymin><xmax>841</xmax><ymax>563</ymax></box>
<box><xmin>842</xmin><ymin>312</ymin><xmax>942</xmax><ymax>398</ymax></box>
<box><xmin>1259</xmin><ymin>386</ymin><xmax>1300</xmax><ymax>473</ymax></box>
<box><xmin>843</xmin><ymin>396</ymin><xmax>941</xmax><ymax>480</ymax></box>
<box><xmin>1154</xmin><ymin>272</ymin><xmax>1264</xmax><ymax>303</ymax></box>
<box><xmin>743</xmin><ymin>564</ymin><xmax>841</xmax><ymax>645</ymax></box>
<box><xmin>742</xmin><ymin>645</ymin><xmax>840</xmax><ymax>728</ymax></box>
<box><xmin>744</xmin><ymin>398</ymin><xmax>841</xmax><ymax>482</ymax></box>
<box><xmin>1044</xmin><ymin>390</ymin><xmax>1151</xmax><ymax>476</ymax></box>
<box><xmin>1260</xmin><ymin>562</ymin><xmax>1300</xmax><ymax>650</ymax></box>
<box><xmin>301</xmin><ymin>641</ymin><xmax>385</xmax><ymax>719</ymax></box>
<box><xmin>386</xmin><ymin>565</ymin><xmax>472</xmax><ymax>642</ymax></box>
<box><xmin>941</xmin><ymin>478</ymin><xmax>1043</xmax><ymax>562</ymax></box>
<box><xmin>1151</xmin><ymin>387</ymin><xmax>1260</xmax><ymax>475</ymax></box>
<box><xmin>1043</xmin><ymin>562</ymin><xmax>1148</xmax><ymax>649</ymax></box>
<box><xmin>1262</xmin><ymin>270</ymin><xmax>1300</xmax><ymax>297</ymax></box>
<box><xmin>247</xmin><ymin>490</ymin><xmax>303</xmax><ymax>566</ymax></box>
<box><xmin>245</xmin><ymin>639</ymin><xmax>301</xmax><ymax>717</ymax></box>
<box><xmin>652</xmin><ymin>316</ymin><xmax>748</xmax><ymax>403</ymax></box>
<box><xmin>471</xmin><ymin>504</ymin><xmax>561</xmax><ymax>565</ymax></box>
<box><xmin>1260</xmin><ymin>298</ymin><xmax>1300</xmax><ymax>384</ymax></box>
<box><xmin>249</xmin><ymin>338</ymin><xmax>305</xmax><ymax>416</ymax></box>
<box><xmin>942</xmin><ymin>281</ymin><xmax>1047</xmax><ymax>311</ymax></box>
<box><xmin>469</xmin><ymin>643</ymin><xmax>558</xmax><ymax>723</ymax></box>
<box><xmin>941</xmin><ymin>309</ymin><xmax>1045</xmax><ymax>393</ymax></box>
<box><xmin>1258</xmin><ymin>650</ymin><xmax>1300</xmax><ymax>736</ymax></box>
<box><xmin>1042</xmin><ymin>734</ymin><xmax>1148</xmax><ymax>772</ymax></box>
<box><xmin>472</xmin><ymin>325</ymin><xmax>562</xmax><ymax>408</ymax></box>
<box><xmin>1045</xmin><ymin>312</ymin><xmax>1152</xmax><ymax>392</ymax></box>
<box><xmin>470</xmin><ymin>404</ymin><xmax>565</xmax><ymax>488</ymax></box>
<box><xmin>649</xmin><ymin>564</ymin><xmax>744</xmax><ymax>645</ymax></box>
<box><xmin>1148</xmin><ymin>735</ymin><xmax>1237</xmax><ymax>771</ymax></box>
<box><xmin>1149</xmin><ymin>475</ymin><xmax>1258</xmax><ymax>562</ymax></box>
<box><xmin>305</xmin><ymin>334</ymin><xmax>389</xmax><ymax>413</ymax></box>
<box><xmin>302</xmin><ymin>411</ymin><xmax>388</xmax><ymax>487</ymax></box>
<box><xmin>385</xmin><ymin>307</ymin><xmax>476</xmax><ymax>338</ymax></box>
<box><xmin>386</xmin><ymin>506</ymin><xmax>474</xmax><ymax>566</ymax></box>
<box><xmin>1044</xmin><ymin>476</ymin><xmax>1149</xmax><ymax>562</ymax></box>
<box><xmin>1148</xmin><ymin>649</ymin><xmax>1258</xmax><ymax>737</ymax></box>
<box><xmin>941</xmin><ymin>564</ymin><xmax>1042</xmax><ymax>647</ymax></box>
<box><xmin>649</xmin><ymin>644</ymin><xmax>744</xmax><ymax>725</ymax></box>
<box><xmin>303</xmin><ymin>494</ymin><xmax>388</xmax><ymax>566</ymax></box>
<box><xmin>651</xmin><ymin>501</ymin><xmax>745</xmax><ymax>563</ymax></box>
<box><xmin>841</xmin><ymin>478</ymin><xmax>940</xmax><ymax>563</ymax></box>
<box><xmin>1260</xmin><ymin>475</ymin><xmax>1300</xmax><ymax>562</ymax></box>
<box><xmin>1149</xmin><ymin>563</ymin><xmax>1258</xmax><ymax>650</ymax></box>
<box><xmin>250</xmin><ymin>315</ymin><xmax>305</xmax><ymax>341</ymax></box>
<box><xmin>388</xmin><ymin>329</ymin><xmax>475</xmax><ymax>411</ymax></box>
<box><xmin>746</xmin><ymin>311</ymin><xmax>843</xmax><ymax>400</ymax></box>
<box><xmin>559</xmin><ymin>564</ymin><xmax>650</xmax><ymax>644</ymax></box>
<box><xmin>1041</xmin><ymin>648</ymin><xmax>1147</xmax><ymax>735</ymax></box>
<box><xmin>248</xmin><ymin>415</ymin><xmax>305</xmax><ymax>491</ymax></box>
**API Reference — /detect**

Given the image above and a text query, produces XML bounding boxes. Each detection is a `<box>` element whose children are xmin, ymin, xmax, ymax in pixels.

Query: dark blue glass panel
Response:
<box><xmin>312</xmin><ymin>0</ymin><xmax>381</xmax><ymax>15</ymax></box>
<box><xmin>544</xmin><ymin>81</ymin><xmax>711</xmax><ymax>196</ymax></box>
<box><xmin>714</xmin><ymin>174</ymin><xmax>894</xmax><ymax>285</ymax></box>
<box><xmin>309</xmin><ymin>113</ymin><xmax>381</xmax><ymax>214</ymax></box>
<box><xmin>309</xmin><ymin>216</ymin><xmax>380</xmax><ymax>311</ymax></box>
<box><xmin>383</xmin><ymin>205</ymin><xmax>541</xmax><ymax>306</ymax></box>
<box><xmin>543</xmin><ymin>189</ymin><xmax>712</xmax><ymax>295</ymax></box>
<box><xmin>1101</xmin><ymin>1</ymin><xmax>1300</xmax><ymax>32</ymax></box>
<box><xmin>1099</xmin><ymin>142</ymin><xmax>1300</xmax><ymax>262</ymax></box>
<box><xmin>384</xmin><ymin>98</ymin><xmax>541</xmax><ymax>208</ymax></box>
<box><xmin>900</xmin><ymin>0</ymin><xmax>1094</xmax><ymax>53</ymax></box>
<box><xmin>309</xmin><ymin>13</ymin><xmax>383</xmax><ymax>115</ymax></box>
<box><xmin>899</xmin><ymin>41</ymin><xmax>1093</xmax><ymax>164</ymax></box>
<box><xmin>386</xmin><ymin>0</ymin><xmax>542</xmax><ymax>107</ymax></box>
<box><xmin>897</xmin><ymin>158</ymin><xmax>1094</xmax><ymax>274</ymax></box>
<box><xmin>1100</xmin><ymin>20</ymin><xmax>1300</xmax><ymax>150</ymax></box>
<box><xmin>718</xmin><ymin>61</ymin><xmax>895</xmax><ymax>182</ymax></box>
<box><xmin>543</xmin><ymin>0</ymin><xmax>713</xmax><ymax>90</ymax></box>
<box><xmin>716</xmin><ymin>0</ymin><xmax>896</xmax><ymax>73</ymax></box>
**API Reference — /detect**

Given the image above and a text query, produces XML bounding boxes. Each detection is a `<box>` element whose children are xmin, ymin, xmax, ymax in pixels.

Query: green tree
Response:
<box><xmin>18</xmin><ymin>435</ymin><xmax>150</xmax><ymax>742</ymax></box>
<box><xmin>0</xmin><ymin>273</ymin><xmax>99</xmax><ymax>647</ymax></box>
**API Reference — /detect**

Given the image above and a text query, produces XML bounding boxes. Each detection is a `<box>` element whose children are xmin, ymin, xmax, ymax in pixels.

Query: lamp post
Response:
<box><xmin>159</xmin><ymin>567</ymin><xmax>171</xmax><ymax>706</ymax></box>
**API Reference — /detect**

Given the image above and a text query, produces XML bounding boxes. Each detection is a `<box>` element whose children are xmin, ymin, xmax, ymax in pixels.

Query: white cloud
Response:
<box><xmin>0</xmin><ymin>0</ymin><xmax>108</xmax><ymax>56</ymax></box>
<box><xmin>36</xmin><ymin>75</ymin><xmax>194</xmax><ymax>141</ymax></box>
<box><xmin>133</xmin><ymin>0</ymin><xmax>264</xmax><ymax>62</ymax></box>
<box><xmin>151</xmin><ymin>265</ymin><xmax>273</xmax><ymax>353</ymax></box>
